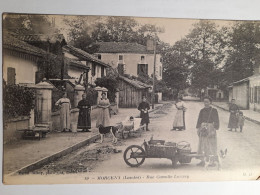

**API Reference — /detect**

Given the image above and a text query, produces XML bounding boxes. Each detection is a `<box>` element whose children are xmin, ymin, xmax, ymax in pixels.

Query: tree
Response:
<box><xmin>223</xmin><ymin>21</ymin><xmax>260</xmax><ymax>83</ymax></box>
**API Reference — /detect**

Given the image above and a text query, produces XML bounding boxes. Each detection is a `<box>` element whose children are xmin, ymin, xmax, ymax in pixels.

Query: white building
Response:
<box><xmin>95</xmin><ymin>41</ymin><xmax>163</xmax><ymax>80</ymax></box>
<box><xmin>63</xmin><ymin>45</ymin><xmax>111</xmax><ymax>85</ymax></box>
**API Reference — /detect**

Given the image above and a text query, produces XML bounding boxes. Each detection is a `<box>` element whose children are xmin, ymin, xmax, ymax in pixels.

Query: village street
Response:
<box><xmin>5</xmin><ymin>100</ymin><xmax>260</xmax><ymax>184</ymax></box>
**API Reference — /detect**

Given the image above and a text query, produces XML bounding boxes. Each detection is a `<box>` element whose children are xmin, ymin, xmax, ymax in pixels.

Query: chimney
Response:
<box><xmin>146</xmin><ymin>39</ymin><xmax>154</xmax><ymax>51</ymax></box>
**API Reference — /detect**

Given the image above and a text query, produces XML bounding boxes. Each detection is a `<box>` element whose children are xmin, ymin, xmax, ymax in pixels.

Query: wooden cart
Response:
<box><xmin>123</xmin><ymin>138</ymin><xmax>201</xmax><ymax>168</ymax></box>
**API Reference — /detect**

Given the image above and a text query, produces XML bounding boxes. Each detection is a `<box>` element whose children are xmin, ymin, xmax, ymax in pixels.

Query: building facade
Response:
<box><xmin>95</xmin><ymin>42</ymin><xmax>163</xmax><ymax>80</ymax></box>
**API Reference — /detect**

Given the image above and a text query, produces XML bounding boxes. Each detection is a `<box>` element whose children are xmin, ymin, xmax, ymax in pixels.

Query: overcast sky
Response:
<box><xmin>52</xmin><ymin>15</ymin><xmax>233</xmax><ymax>46</ymax></box>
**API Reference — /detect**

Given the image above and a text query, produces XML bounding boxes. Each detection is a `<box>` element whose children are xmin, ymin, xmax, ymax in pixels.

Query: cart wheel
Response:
<box><xmin>171</xmin><ymin>157</ymin><xmax>178</xmax><ymax>168</ymax></box>
<box><xmin>124</xmin><ymin>145</ymin><xmax>146</xmax><ymax>167</ymax></box>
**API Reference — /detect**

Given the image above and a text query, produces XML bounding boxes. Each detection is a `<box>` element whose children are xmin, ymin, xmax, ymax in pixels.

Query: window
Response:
<box><xmin>92</xmin><ymin>64</ymin><xmax>96</xmax><ymax>76</ymax></box>
<box><xmin>159</xmin><ymin>66</ymin><xmax>162</xmax><ymax>77</ymax></box>
<box><xmin>118</xmin><ymin>64</ymin><xmax>125</xmax><ymax>75</ymax></box>
<box><xmin>101</xmin><ymin>66</ymin><xmax>105</xmax><ymax>77</ymax></box>
<box><xmin>141</xmin><ymin>56</ymin><xmax>145</xmax><ymax>60</ymax></box>
<box><xmin>137</xmin><ymin>64</ymin><xmax>148</xmax><ymax>75</ymax></box>
<box><xmin>119</xmin><ymin>55</ymin><xmax>123</xmax><ymax>61</ymax></box>
<box><xmin>7</xmin><ymin>67</ymin><xmax>16</xmax><ymax>85</ymax></box>
<box><xmin>160</xmin><ymin>57</ymin><xmax>163</xmax><ymax>62</ymax></box>
<box><xmin>98</xmin><ymin>54</ymin><xmax>101</xmax><ymax>60</ymax></box>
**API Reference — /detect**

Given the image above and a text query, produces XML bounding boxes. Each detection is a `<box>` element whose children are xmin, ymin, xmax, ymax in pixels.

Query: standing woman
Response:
<box><xmin>138</xmin><ymin>96</ymin><xmax>150</xmax><ymax>131</ymax></box>
<box><xmin>77</xmin><ymin>93</ymin><xmax>92</xmax><ymax>132</ymax></box>
<box><xmin>228</xmin><ymin>99</ymin><xmax>239</xmax><ymax>131</ymax></box>
<box><xmin>96</xmin><ymin>92</ymin><xmax>111</xmax><ymax>128</ymax></box>
<box><xmin>172</xmin><ymin>96</ymin><xmax>187</xmax><ymax>131</ymax></box>
<box><xmin>55</xmin><ymin>92</ymin><xmax>71</xmax><ymax>132</ymax></box>
<box><xmin>196</xmin><ymin>96</ymin><xmax>219</xmax><ymax>166</ymax></box>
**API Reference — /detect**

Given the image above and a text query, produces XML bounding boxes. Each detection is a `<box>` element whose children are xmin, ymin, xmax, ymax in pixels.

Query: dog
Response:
<box><xmin>204</xmin><ymin>149</ymin><xmax>227</xmax><ymax>170</ymax></box>
<box><xmin>98</xmin><ymin>125</ymin><xmax>118</xmax><ymax>143</ymax></box>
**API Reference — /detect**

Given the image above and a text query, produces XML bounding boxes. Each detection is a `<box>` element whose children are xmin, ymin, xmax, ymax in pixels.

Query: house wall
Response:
<box><xmin>249</xmin><ymin>76</ymin><xmax>260</xmax><ymax>112</ymax></box>
<box><xmin>3</xmin><ymin>53</ymin><xmax>38</xmax><ymax>84</ymax></box>
<box><xmin>232</xmin><ymin>82</ymin><xmax>249</xmax><ymax>109</ymax></box>
<box><xmin>88</xmin><ymin>62</ymin><xmax>107</xmax><ymax>85</ymax></box>
<box><xmin>96</xmin><ymin>53</ymin><xmax>162</xmax><ymax>80</ymax></box>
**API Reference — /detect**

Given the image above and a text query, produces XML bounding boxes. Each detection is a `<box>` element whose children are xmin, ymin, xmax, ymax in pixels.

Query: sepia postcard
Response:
<box><xmin>2</xmin><ymin>13</ymin><xmax>260</xmax><ymax>185</ymax></box>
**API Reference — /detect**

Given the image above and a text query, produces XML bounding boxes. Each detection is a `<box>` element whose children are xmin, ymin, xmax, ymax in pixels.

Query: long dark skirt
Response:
<box><xmin>78</xmin><ymin>108</ymin><xmax>91</xmax><ymax>130</ymax></box>
<box><xmin>228</xmin><ymin>113</ymin><xmax>238</xmax><ymax>128</ymax></box>
<box><xmin>140</xmin><ymin>112</ymin><xmax>149</xmax><ymax>125</ymax></box>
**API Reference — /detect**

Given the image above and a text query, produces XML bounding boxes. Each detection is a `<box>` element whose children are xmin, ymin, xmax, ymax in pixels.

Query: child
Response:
<box><xmin>122</xmin><ymin>116</ymin><xmax>134</xmax><ymax>131</ymax></box>
<box><xmin>237</xmin><ymin>111</ymin><xmax>245</xmax><ymax>132</ymax></box>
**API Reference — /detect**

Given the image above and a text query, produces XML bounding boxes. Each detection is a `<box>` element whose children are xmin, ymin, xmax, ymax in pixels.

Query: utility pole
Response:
<box><xmin>152</xmin><ymin>39</ymin><xmax>157</xmax><ymax>109</ymax></box>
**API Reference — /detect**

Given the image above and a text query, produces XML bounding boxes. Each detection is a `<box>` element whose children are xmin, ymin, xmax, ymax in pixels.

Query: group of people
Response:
<box><xmin>55</xmin><ymin>92</ymin><xmax>111</xmax><ymax>133</ymax></box>
<box><xmin>172</xmin><ymin>95</ymin><xmax>245</xmax><ymax>167</ymax></box>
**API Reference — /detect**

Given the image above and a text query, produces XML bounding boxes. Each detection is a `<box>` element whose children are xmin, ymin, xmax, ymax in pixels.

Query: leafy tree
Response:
<box><xmin>223</xmin><ymin>21</ymin><xmax>260</xmax><ymax>83</ymax></box>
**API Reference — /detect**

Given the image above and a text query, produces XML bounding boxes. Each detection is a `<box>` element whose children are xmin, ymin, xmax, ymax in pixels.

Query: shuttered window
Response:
<box><xmin>7</xmin><ymin>67</ymin><xmax>16</xmax><ymax>85</ymax></box>
<box><xmin>137</xmin><ymin>64</ymin><xmax>148</xmax><ymax>75</ymax></box>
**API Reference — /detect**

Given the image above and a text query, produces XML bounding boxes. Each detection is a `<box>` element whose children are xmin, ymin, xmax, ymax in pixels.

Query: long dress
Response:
<box><xmin>77</xmin><ymin>99</ymin><xmax>91</xmax><ymax>130</ymax></box>
<box><xmin>96</xmin><ymin>98</ymin><xmax>111</xmax><ymax>127</ymax></box>
<box><xmin>196</xmin><ymin>106</ymin><xmax>219</xmax><ymax>156</ymax></box>
<box><xmin>172</xmin><ymin>101</ymin><xmax>186</xmax><ymax>130</ymax></box>
<box><xmin>55</xmin><ymin>97</ymin><xmax>71</xmax><ymax>130</ymax></box>
<box><xmin>228</xmin><ymin>104</ymin><xmax>239</xmax><ymax>129</ymax></box>
<box><xmin>138</xmin><ymin>102</ymin><xmax>150</xmax><ymax>125</ymax></box>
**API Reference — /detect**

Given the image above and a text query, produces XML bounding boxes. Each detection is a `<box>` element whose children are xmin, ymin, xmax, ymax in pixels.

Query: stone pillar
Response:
<box><xmin>35</xmin><ymin>81</ymin><xmax>53</xmax><ymax>129</ymax></box>
<box><xmin>95</xmin><ymin>86</ymin><xmax>102</xmax><ymax>104</ymax></box>
<box><xmin>28</xmin><ymin>109</ymin><xmax>35</xmax><ymax>130</ymax></box>
<box><xmin>74</xmin><ymin>84</ymin><xmax>85</xmax><ymax>107</ymax></box>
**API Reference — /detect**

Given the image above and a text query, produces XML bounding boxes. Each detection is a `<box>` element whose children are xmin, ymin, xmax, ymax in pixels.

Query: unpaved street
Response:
<box><xmin>6</xmin><ymin>101</ymin><xmax>260</xmax><ymax>183</ymax></box>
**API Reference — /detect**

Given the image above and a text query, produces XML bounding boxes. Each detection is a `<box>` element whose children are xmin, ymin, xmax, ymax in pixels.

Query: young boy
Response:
<box><xmin>238</xmin><ymin>111</ymin><xmax>245</xmax><ymax>132</ymax></box>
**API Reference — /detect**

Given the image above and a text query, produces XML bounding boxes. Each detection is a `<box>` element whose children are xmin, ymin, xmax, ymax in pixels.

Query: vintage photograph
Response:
<box><xmin>2</xmin><ymin>13</ymin><xmax>260</xmax><ymax>184</ymax></box>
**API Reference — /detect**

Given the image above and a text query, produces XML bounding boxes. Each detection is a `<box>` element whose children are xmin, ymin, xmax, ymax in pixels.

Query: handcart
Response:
<box><xmin>123</xmin><ymin>137</ymin><xmax>202</xmax><ymax>168</ymax></box>
<box><xmin>118</xmin><ymin>117</ymin><xmax>146</xmax><ymax>139</ymax></box>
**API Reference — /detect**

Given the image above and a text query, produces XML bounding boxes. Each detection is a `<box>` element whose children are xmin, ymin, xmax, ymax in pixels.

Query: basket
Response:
<box><xmin>147</xmin><ymin>145</ymin><xmax>177</xmax><ymax>158</ymax></box>
<box><xmin>178</xmin><ymin>147</ymin><xmax>192</xmax><ymax>163</ymax></box>
<box><xmin>148</xmin><ymin>140</ymin><xmax>165</xmax><ymax>145</ymax></box>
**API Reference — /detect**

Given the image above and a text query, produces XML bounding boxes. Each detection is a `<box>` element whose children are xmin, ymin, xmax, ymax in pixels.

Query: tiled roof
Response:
<box><xmin>63</xmin><ymin>45</ymin><xmax>110</xmax><ymax>67</ymax></box>
<box><xmin>119</xmin><ymin>76</ymin><xmax>151</xmax><ymax>89</ymax></box>
<box><xmin>14</xmin><ymin>33</ymin><xmax>66</xmax><ymax>44</ymax></box>
<box><xmin>3</xmin><ymin>33</ymin><xmax>48</xmax><ymax>57</ymax></box>
<box><xmin>65</xmin><ymin>57</ymin><xmax>90</xmax><ymax>70</ymax></box>
<box><xmin>96</xmin><ymin>42</ymin><xmax>153</xmax><ymax>54</ymax></box>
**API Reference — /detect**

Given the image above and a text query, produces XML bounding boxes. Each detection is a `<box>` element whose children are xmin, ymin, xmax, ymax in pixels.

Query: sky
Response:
<box><xmin>49</xmin><ymin>14</ymin><xmax>233</xmax><ymax>45</ymax></box>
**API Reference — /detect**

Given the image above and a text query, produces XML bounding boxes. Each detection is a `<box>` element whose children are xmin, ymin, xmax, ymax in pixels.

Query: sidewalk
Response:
<box><xmin>212</xmin><ymin>101</ymin><xmax>260</xmax><ymax>125</ymax></box>
<box><xmin>3</xmin><ymin>103</ymin><xmax>163</xmax><ymax>175</ymax></box>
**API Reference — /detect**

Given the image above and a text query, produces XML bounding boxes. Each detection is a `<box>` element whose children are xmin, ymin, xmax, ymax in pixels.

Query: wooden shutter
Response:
<box><xmin>7</xmin><ymin>67</ymin><xmax>16</xmax><ymax>85</ymax></box>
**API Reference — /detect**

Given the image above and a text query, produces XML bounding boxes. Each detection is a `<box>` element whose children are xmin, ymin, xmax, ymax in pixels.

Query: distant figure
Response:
<box><xmin>196</xmin><ymin>96</ymin><xmax>219</xmax><ymax>167</ymax></box>
<box><xmin>96</xmin><ymin>92</ymin><xmax>111</xmax><ymax>128</ymax></box>
<box><xmin>238</xmin><ymin>111</ymin><xmax>245</xmax><ymax>133</ymax></box>
<box><xmin>77</xmin><ymin>93</ymin><xmax>91</xmax><ymax>132</ymax></box>
<box><xmin>172</xmin><ymin>96</ymin><xmax>187</xmax><ymax>131</ymax></box>
<box><xmin>228</xmin><ymin>99</ymin><xmax>239</xmax><ymax>131</ymax></box>
<box><xmin>138</xmin><ymin>96</ymin><xmax>150</xmax><ymax>131</ymax></box>
<box><xmin>55</xmin><ymin>92</ymin><xmax>71</xmax><ymax>132</ymax></box>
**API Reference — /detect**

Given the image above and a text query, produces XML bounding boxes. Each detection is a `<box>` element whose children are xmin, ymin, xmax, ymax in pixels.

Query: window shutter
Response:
<box><xmin>7</xmin><ymin>67</ymin><xmax>16</xmax><ymax>85</ymax></box>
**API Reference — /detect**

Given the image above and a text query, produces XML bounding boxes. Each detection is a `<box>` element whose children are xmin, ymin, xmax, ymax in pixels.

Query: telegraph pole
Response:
<box><xmin>152</xmin><ymin>39</ymin><xmax>156</xmax><ymax>109</ymax></box>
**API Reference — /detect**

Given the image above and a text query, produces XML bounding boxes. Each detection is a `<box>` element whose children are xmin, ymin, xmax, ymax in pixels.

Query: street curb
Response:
<box><xmin>7</xmin><ymin>134</ymin><xmax>100</xmax><ymax>176</ymax></box>
<box><xmin>212</xmin><ymin>103</ymin><xmax>260</xmax><ymax>126</ymax></box>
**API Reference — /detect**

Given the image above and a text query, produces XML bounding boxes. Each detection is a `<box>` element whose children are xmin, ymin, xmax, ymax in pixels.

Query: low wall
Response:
<box><xmin>4</xmin><ymin>116</ymin><xmax>30</xmax><ymax>144</ymax></box>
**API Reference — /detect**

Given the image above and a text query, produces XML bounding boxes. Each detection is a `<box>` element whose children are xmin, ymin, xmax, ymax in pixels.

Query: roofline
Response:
<box><xmin>63</xmin><ymin>45</ymin><xmax>111</xmax><ymax>68</ymax></box>
<box><xmin>118</xmin><ymin>76</ymin><xmax>151</xmax><ymax>89</ymax></box>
